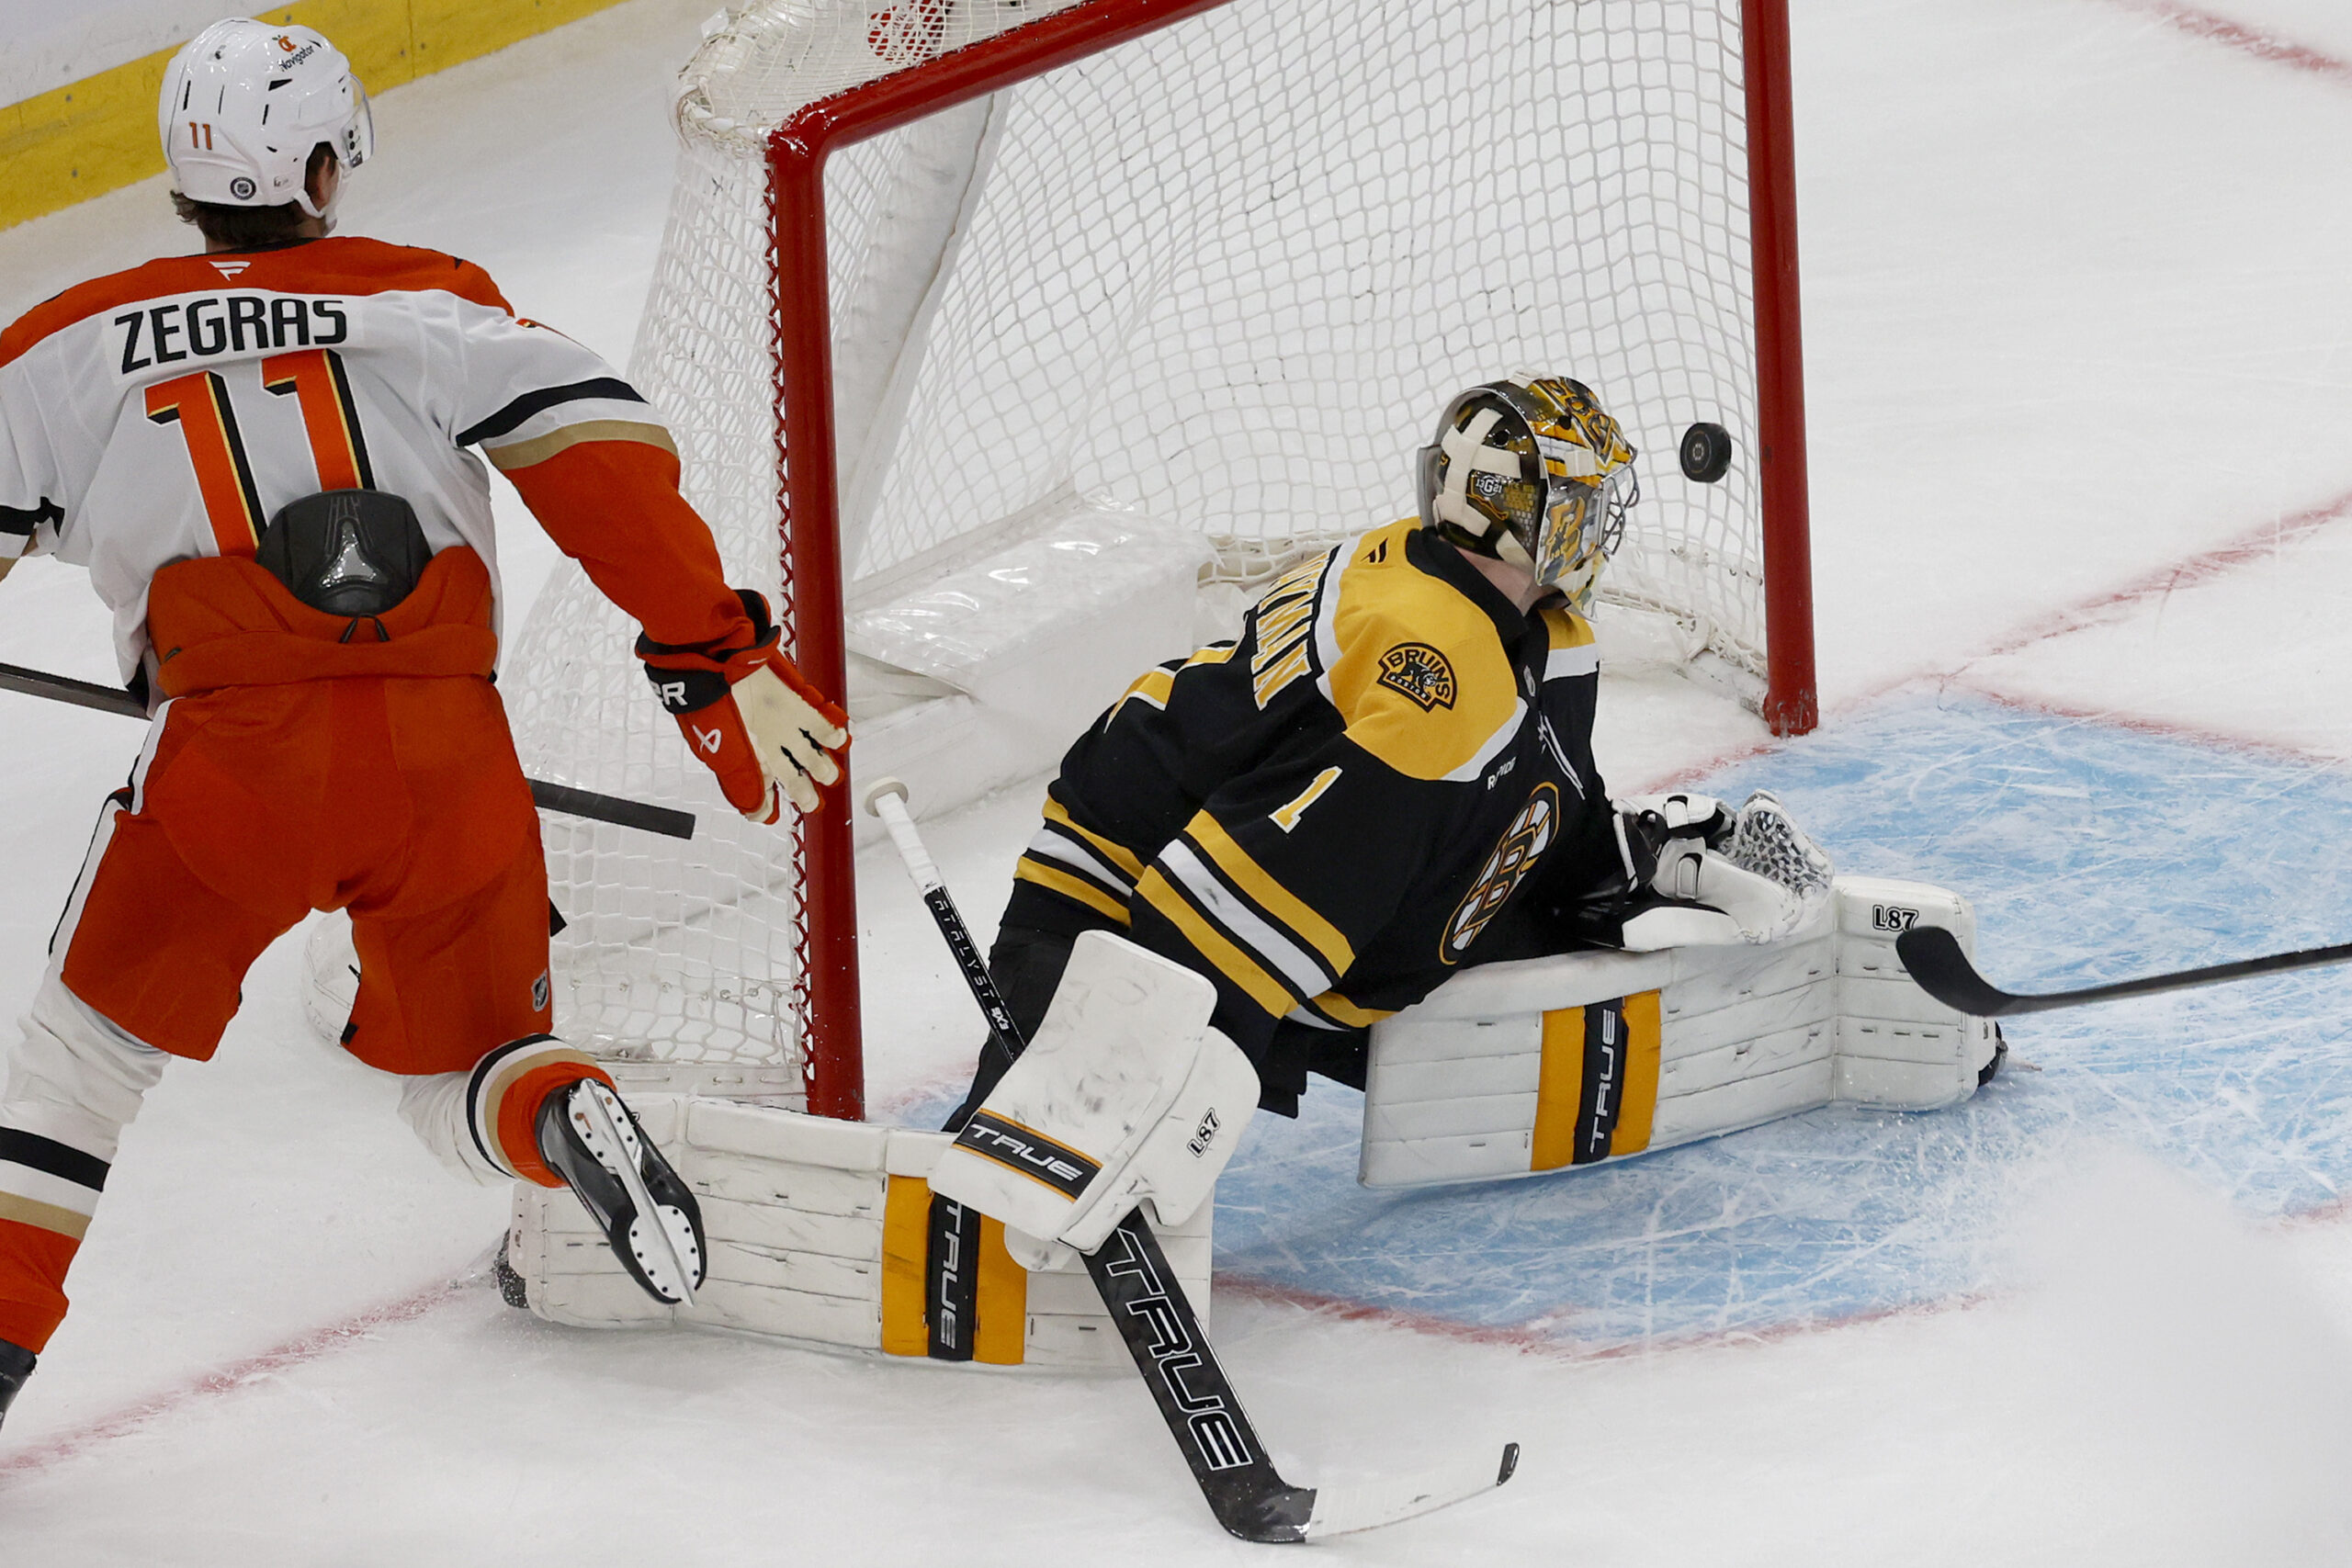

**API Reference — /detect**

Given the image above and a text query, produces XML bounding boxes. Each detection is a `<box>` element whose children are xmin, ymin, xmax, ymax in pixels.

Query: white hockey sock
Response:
<box><xmin>0</xmin><ymin>974</ymin><xmax>171</xmax><ymax>1340</ymax></box>
<box><xmin>397</xmin><ymin>1035</ymin><xmax>605</xmax><ymax>1186</ymax></box>
<box><xmin>1</xmin><ymin>972</ymin><xmax>169</xmax><ymax>1163</ymax></box>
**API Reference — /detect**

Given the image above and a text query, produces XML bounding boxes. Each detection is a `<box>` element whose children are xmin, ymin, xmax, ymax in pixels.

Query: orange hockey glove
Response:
<box><xmin>637</xmin><ymin>591</ymin><xmax>849</xmax><ymax>821</ymax></box>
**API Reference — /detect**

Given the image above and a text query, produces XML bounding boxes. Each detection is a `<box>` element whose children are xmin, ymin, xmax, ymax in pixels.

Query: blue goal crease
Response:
<box><xmin>1206</xmin><ymin>692</ymin><xmax>2352</xmax><ymax>1348</ymax></box>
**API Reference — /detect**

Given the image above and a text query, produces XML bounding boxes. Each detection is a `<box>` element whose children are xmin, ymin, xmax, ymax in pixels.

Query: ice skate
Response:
<box><xmin>534</xmin><ymin>1079</ymin><xmax>705</xmax><ymax>1306</ymax></box>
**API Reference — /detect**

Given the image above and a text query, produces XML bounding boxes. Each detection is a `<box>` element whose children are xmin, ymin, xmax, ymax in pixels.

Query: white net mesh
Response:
<box><xmin>504</xmin><ymin>0</ymin><xmax>1770</xmax><ymax>1092</ymax></box>
<box><xmin>502</xmin><ymin>130</ymin><xmax>810</xmax><ymax>1100</ymax></box>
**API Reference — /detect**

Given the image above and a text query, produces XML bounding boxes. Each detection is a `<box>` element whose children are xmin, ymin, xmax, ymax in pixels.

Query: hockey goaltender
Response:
<box><xmin>853</xmin><ymin>372</ymin><xmax>1999</xmax><ymax>1536</ymax></box>
<box><xmin>946</xmin><ymin>372</ymin><xmax>1857</xmax><ymax>1132</ymax></box>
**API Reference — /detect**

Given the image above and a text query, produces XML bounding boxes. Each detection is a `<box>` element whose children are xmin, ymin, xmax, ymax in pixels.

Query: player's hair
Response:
<box><xmin>171</xmin><ymin>143</ymin><xmax>337</xmax><ymax>250</ymax></box>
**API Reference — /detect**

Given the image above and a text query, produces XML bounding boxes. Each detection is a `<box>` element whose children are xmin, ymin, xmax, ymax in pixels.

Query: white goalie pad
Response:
<box><xmin>505</xmin><ymin>1094</ymin><xmax>1213</xmax><ymax>1371</ymax></box>
<box><xmin>1358</xmin><ymin>875</ymin><xmax>2001</xmax><ymax>1190</ymax></box>
<box><xmin>926</xmin><ymin>930</ymin><xmax>1259</xmax><ymax>1264</ymax></box>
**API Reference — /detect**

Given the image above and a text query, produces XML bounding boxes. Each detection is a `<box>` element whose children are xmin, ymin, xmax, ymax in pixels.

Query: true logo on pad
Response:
<box><xmin>952</xmin><ymin>1111</ymin><xmax>1100</xmax><ymax>1201</ymax></box>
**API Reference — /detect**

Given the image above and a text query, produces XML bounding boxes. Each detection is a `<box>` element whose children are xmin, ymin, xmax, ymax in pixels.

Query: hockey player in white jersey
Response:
<box><xmin>0</xmin><ymin>19</ymin><xmax>850</xmax><ymax>1428</ymax></box>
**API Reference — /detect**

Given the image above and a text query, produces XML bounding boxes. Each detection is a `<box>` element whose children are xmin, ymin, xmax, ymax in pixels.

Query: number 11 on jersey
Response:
<box><xmin>145</xmin><ymin>348</ymin><xmax>377</xmax><ymax>557</ymax></box>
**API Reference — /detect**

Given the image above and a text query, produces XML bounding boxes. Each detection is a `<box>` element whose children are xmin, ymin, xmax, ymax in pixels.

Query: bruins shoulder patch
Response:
<box><xmin>1376</xmin><ymin>643</ymin><xmax>1456</xmax><ymax>711</ymax></box>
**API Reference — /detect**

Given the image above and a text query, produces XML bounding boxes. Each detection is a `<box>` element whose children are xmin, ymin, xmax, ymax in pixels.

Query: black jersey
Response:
<box><xmin>1002</xmin><ymin>519</ymin><xmax>1623</xmax><ymax>1105</ymax></box>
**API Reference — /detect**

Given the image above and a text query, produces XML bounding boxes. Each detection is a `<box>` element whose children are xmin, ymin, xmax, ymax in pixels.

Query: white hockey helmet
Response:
<box><xmin>158</xmin><ymin>19</ymin><xmax>372</xmax><ymax>218</ymax></box>
<box><xmin>1417</xmin><ymin>375</ymin><xmax>1639</xmax><ymax>613</ymax></box>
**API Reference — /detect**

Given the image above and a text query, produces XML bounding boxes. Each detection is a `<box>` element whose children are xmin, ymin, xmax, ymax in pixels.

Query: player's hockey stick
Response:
<box><xmin>0</xmin><ymin>659</ymin><xmax>696</xmax><ymax>840</ymax></box>
<box><xmin>1895</xmin><ymin>924</ymin><xmax>2352</xmax><ymax>1018</ymax></box>
<box><xmin>864</xmin><ymin>776</ymin><xmax>1519</xmax><ymax>1543</ymax></box>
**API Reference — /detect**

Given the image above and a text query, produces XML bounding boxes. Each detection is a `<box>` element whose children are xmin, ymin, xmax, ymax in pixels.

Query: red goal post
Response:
<box><xmin>505</xmin><ymin>0</ymin><xmax>1816</xmax><ymax>1123</ymax></box>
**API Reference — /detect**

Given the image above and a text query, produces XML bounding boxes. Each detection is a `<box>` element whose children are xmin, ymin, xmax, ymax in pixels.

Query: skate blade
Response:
<box><xmin>571</xmin><ymin>1084</ymin><xmax>702</xmax><ymax>1307</ymax></box>
<box><xmin>625</xmin><ymin>1205</ymin><xmax>705</xmax><ymax>1306</ymax></box>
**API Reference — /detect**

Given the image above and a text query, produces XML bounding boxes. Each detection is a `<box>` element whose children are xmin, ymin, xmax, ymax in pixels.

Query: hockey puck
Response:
<box><xmin>1679</xmin><ymin>422</ymin><xmax>1734</xmax><ymax>484</ymax></box>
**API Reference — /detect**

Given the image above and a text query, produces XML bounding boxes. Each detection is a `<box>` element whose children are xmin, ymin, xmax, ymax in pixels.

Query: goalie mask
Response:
<box><xmin>159</xmin><ymin>19</ymin><xmax>373</xmax><ymax>220</ymax></box>
<box><xmin>1417</xmin><ymin>376</ymin><xmax>1639</xmax><ymax>613</ymax></box>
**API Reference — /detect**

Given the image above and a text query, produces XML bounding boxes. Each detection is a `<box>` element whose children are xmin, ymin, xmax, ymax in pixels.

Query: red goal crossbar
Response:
<box><xmin>766</xmin><ymin>0</ymin><xmax>1817</xmax><ymax>1121</ymax></box>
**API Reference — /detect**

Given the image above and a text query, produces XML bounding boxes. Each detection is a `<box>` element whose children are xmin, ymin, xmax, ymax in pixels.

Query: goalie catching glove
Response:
<box><xmin>638</xmin><ymin>591</ymin><xmax>849</xmax><ymax>820</ymax></box>
<box><xmin>1595</xmin><ymin>789</ymin><xmax>1833</xmax><ymax>950</ymax></box>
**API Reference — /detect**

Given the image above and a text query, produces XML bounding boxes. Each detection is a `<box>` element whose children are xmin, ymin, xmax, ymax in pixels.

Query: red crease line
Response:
<box><xmin>1942</xmin><ymin>680</ymin><xmax>2352</xmax><ymax>770</ymax></box>
<box><xmin>2101</xmin><ymin>0</ymin><xmax>2352</xmax><ymax>83</ymax></box>
<box><xmin>0</xmin><ymin>1277</ymin><xmax>466</xmax><ymax>1480</ymax></box>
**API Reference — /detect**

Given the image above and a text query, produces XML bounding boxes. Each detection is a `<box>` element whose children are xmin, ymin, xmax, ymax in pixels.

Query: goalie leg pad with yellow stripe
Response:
<box><xmin>504</xmin><ymin>1094</ymin><xmax>1212</xmax><ymax>1370</ymax></box>
<box><xmin>1357</xmin><ymin>876</ymin><xmax>2001</xmax><ymax>1190</ymax></box>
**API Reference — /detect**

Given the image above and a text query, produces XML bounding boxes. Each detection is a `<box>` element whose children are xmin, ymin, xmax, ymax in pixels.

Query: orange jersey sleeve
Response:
<box><xmin>495</xmin><ymin>437</ymin><xmax>750</xmax><ymax>649</ymax></box>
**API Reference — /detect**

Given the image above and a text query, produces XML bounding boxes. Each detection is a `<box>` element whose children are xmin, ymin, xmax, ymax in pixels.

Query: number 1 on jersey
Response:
<box><xmin>145</xmin><ymin>370</ymin><xmax>266</xmax><ymax>555</ymax></box>
<box><xmin>145</xmin><ymin>349</ymin><xmax>375</xmax><ymax>558</ymax></box>
<box><xmin>264</xmin><ymin>349</ymin><xmax>376</xmax><ymax>492</ymax></box>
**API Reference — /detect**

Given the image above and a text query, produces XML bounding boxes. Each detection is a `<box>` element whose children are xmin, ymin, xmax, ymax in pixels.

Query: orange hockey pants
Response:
<box><xmin>54</xmin><ymin>671</ymin><xmax>555</xmax><ymax>1073</ymax></box>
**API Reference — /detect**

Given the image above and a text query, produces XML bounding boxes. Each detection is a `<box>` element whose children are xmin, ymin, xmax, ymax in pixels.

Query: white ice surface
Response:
<box><xmin>7</xmin><ymin>0</ymin><xmax>2352</xmax><ymax>1559</ymax></box>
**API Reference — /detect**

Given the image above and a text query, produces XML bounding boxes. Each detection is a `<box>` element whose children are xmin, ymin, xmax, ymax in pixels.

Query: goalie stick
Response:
<box><xmin>863</xmin><ymin>776</ymin><xmax>1518</xmax><ymax>1542</ymax></box>
<box><xmin>1895</xmin><ymin>924</ymin><xmax>2352</xmax><ymax>1018</ymax></box>
<box><xmin>0</xmin><ymin>659</ymin><xmax>696</xmax><ymax>840</ymax></box>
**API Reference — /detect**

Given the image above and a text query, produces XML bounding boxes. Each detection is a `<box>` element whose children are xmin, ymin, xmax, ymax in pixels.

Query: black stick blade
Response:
<box><xmin>1897</xmin><ymin>923</ymin><xmax>2352</xmax><ymax>1017</ymax></box>
<box><xmin>1894</xmin><ymin>926</ymin><xmax>2023</xmax><ymax>1016</ymax></box>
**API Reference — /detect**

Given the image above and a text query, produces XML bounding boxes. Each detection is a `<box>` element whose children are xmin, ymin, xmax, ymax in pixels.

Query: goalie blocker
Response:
<box><xmin>927</xmin><ymin>931</ymin><xmax>1257</xmax><ymax>1270</ymax></box>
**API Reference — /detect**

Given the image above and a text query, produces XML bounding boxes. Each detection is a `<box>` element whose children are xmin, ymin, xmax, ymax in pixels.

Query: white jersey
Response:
<box><xmin>0</xmin><ymin>236</ymin><xmax>678</xmax><ymax>682</ymax></box>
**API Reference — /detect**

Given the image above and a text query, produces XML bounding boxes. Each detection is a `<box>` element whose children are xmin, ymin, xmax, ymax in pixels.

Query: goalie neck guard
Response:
<box><xmin>159</xmin><ymin>18</ymin><xmax>373</xmax><ymax>219</ymax></box>
<box><xmin>1416</xmin><ymin>376</ymin><xmax>1639</xmax><ymax>614</ymax></box>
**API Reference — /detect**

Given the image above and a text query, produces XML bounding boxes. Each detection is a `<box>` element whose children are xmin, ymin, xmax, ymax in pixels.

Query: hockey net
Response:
<box><xmin>501</xmin><ymin>0</ymin><xmax>1810</xmax><ymax>1115</ymax></box>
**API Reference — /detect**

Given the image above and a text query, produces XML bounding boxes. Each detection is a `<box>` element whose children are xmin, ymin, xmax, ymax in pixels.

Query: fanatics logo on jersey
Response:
<box><xmin>1377</xmin><ymin>642</ymin><xmax>1457</xmax><ymax>711</ymax></box>
<box><xmin>209</xmin><ymin>260</ymin><xmax>251</xmax><ymax>280</ymax></box>
<box><xmin>1442</xmin><ymin>783</ymin><xmax>1559</xmax><ymax>963</ymax></box>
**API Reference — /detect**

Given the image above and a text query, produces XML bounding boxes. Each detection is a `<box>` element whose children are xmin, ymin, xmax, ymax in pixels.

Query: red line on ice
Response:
<box><xmin>0</xmin><ymin>1277</ymin><xmax>464</xmax><ymax>1480</ymax></box>
<box><xmin>1971</xmin><ymin>482</ymin><xmax>2352</xmax><ymax>664</ymax></box>
<box><xmin>1943</xmin><ymin>680</ymin><xmax>2352</xmax><ymax>771</ymax></box>
<box><xmin>1804</xmin><ymin>479</ymin><xmax>2352</xmax><ymax>733</ymax></box>
<box><xmin>2101</xmin><ymin>0</ymin><xmax>2352</xmax><ymax>84</ymax></box>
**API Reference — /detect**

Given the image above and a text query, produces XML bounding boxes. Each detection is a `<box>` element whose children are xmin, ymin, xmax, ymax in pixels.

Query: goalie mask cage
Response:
<box><xmin>503</xmin><ymin>0</ymin><xmax>1816</xmax><ymax>1121</ymax></box>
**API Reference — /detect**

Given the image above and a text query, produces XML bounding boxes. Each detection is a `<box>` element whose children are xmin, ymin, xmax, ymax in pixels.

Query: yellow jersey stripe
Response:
<box><xmin>1113</xmin><ymin>666</ymin><xmax>1179</xmax><ymax>716</ymax></box>
<box><xmin>1136</xmin><ymin>868</ymin><xmax>1297</xmax><ymax>1018</ymax></box>
<box><xmin>1543</xmin><ymin>604</ymin><xmax>1598</xmax><ymax>649</ymax></box>
<box><xmin>1043</xmin><ymin>795</ymin><xmax>1145</xmax><ymax>879</ymax></box>
<box><xmin>0</xmin><ymin>1191</ymin><xmax>91</xmax><ymax>1241</ymax></box>
<box><xmin>1013</xmin><ymin>860</ymin><xmax>1134</xmax><ymax>926</ymax></box>
<box><xmin>1303</xmin><ymin>991</ymin><xmax>1395</xmax><ymax>1030</ymax></box>
<box><xmin>483</xmin><ymin>419</ymin><xmax>680</xmax><ymax>472</ymax></box>
<box><xmin>1183</xmin><ymin>811</ymin><xmax>1354</xmax><ymax>976</ymax></box>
